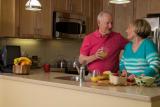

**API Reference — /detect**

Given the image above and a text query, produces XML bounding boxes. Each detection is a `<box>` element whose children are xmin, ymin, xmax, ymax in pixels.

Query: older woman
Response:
<box><xmin>120</xmin><ymin>19</ymin><xmax>160</xmax><ymax>86</ymax></box>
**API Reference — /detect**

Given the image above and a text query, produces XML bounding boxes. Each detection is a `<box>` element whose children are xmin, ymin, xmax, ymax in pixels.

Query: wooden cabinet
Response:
<box><xmin>69</xmin><ymin>0</ymin><xmax>83</xmax><ymax>14</ymax></box>
<box><xmin>103</xmin><ymin>0</ymin><xmax>115</xmax><ymax>13</ymax></box>
<box><xmin>19</xmin><ymin>0</ymin><xmax>52</xmax><ymax>39</ymax></box>
<box><xmin>88</xmin><ymin>0</ymin><xmax>104</xmax><ymax>32</ymax></box>
<box><xmin>53</xmin><ymin>0</ymin><xmax>68</xmax><ymax>12</ymax></box>
<box><xmin>1</xmin><ymin>0</ymin><xmax>160</xmax><ymax>39</ymax></box>
<box><xmin>134</xmin><ymin>0</ymin><xmax>149</xmax><ymax>19</ymax></box>
<box><xmin>0</xmin><ymin>0</ymin><xmax>19</xmax><ymax>37</ymax></box>
<box><xmin>149</xmin><ymin>0</ymin><xmax>160</xmax><ymax>14</ymax></box>
<box><xmin>102</xmin><ymin>0</ymin><xmax>136</xmax><ymax>37</ymax></box>
<box><xmin>81</xmin><ymin>0</ymin><xmax>92</xmax><ymax>33</ymax></box>
<box><xmin>53</xmin><ymin>0</ymin><xmax>93</xmax><ymax>34</ymax></box>
<box><xmin>103</xmin><ymin>0</ymin><xmax>115</xmax><ymax>28</ymax></box>
<box><xmin>53</xmin><ymin>0</ymin><xmax>83</xmax><ymax>14</ymax></box>
<box><xmin>134</xmin><ymin>0</ymin><xmax>160</xmax><ymax>19</ymax></box>
<box><xmin>114</xmin><ymin>1</ymin><xmax>134</xmax><ymax>37</ymax></box>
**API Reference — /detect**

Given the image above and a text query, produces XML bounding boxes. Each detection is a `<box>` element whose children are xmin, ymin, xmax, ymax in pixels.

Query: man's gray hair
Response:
<box><xmin>97</xmin><ymin>11</ymin><xmax>112</xmax><ymax>21</ymax></box>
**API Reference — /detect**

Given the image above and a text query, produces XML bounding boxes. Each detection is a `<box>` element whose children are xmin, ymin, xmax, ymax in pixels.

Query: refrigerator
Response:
<box><xmin>153</xmin><ymin>28</ymin><xmax>160</xmax><ymax>54</ymax></box>
<box><xmin>144</xmin><ymin>16</ymin><xmax>160</xmax><ymax>54</ymax></box>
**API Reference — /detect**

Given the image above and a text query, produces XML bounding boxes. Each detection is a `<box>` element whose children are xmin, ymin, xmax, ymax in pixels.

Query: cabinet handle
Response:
<box><xmin>34</xmin><ymin>28</ymin><xmax>36</xmax><ymax>35</ymax></box>
<box><xmin>17</xmin><ymin>27</ymin><xmax>20</xmax><ymax>37</ymax></box>
<box><xmin>70</xmin><ymin>0</ymin><xmax>72</xmax><ymax>11</ymax></box>
<box><xmin>70</xmin><ymin>4</ymin><xmax>72</xmax><ymax>11</ymax></box>
<box><xmin>37</xmin><ymin>28</ymin><xmax>41</xmax><ymax>35</ymax></box>
<box><xmin>35</xmin><ymin>28</ymin><xmax>40</xmax><ymax>35</ymax></box>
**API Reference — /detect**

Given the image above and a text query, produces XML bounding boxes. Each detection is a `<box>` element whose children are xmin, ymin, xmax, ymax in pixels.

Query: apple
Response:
<box><xmin>113</xmin><ymin>73</ymin><xmax>119</xmax><ymax>76</ymax></box>
<box><xmin>127</xmin><ymin>78</ymin><xmax>134</xmax><ymax>82</ymax></box>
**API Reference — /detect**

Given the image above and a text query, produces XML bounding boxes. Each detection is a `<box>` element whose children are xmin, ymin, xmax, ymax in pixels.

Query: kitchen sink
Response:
<box><xmin>55</xmin><ymin>75</ymin><xmax>80</xmax><ymax>81</ymax></box>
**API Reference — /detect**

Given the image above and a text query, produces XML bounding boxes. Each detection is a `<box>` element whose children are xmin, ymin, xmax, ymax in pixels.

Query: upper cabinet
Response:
<box><xmin>69</xmin><ymin>0</ymin><xmax>83</xmax><ymax>14</ymax></box>
<box><xmin>82</xmin><ymin>0</ymin><xmax>92</xmax><ymax>33</ymax></box>
<box><xmin>149</xmin><ymin>0</ymin><xmax>160</xmax><ymax>14</ymax></box>
<box><xmin>53</xmin><ymin>0</ymin><xmax>68</xmax><ymax>12</ymax></box>
<box><xmin>134</xmin><ymin>0</ymin><xmax>160</xmax><ymax>19</ymax></box>
<box><xmin>113</xmin><ymin>1</ymin><xmax>134</xmax><ymax>37</ymax></box>
<box><xmin>134</xmin><ymin>0</ymin><xmax>150</xmax><ymax>19</ymax></box>
<box><xmin>0</xmin><ymin>0</ymin><xmax>19</xmax><ymax>37</ymax></box>
<box><xmin>53</xmin><ymin>0</ymin><xmax>93</xmax><ymax>33</ymax></box>
<box><xmin>19</xmin><ymin>0</ymin><xmax>52</xmax><ymax>39</ymax></box>
<box><xmin>103</xmin><ymin>0</ymin><xmax>160</xmax><ymax>36</ymax></box>
<box><xmin>1</xmin><ymin>0</ymin><xmax>160</xmax><ymax>39</ymax></box>
<box><xmin>53</xmin><ymin>0</ymin><xmax>83</xmax><ymax>14</ymax></box>
<box><xmin>91</xmin><ymin>0</ymin><xmax>103</xmax><ymax>31</ymax></box>
<box><xmin>103</xmin><ymin>0</ymin><xmax>114</xmax><ymax>13</ymax></box>
<box><xmin>103</xmin><ymin>0</ymin><xmax>132</xmax><ymax>36</ymax></box>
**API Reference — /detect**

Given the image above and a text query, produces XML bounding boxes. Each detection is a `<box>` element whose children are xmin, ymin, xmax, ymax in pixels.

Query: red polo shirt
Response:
<box><xmin>80</xmin><ymin>30</ymin><xmax>128</xmax><ymax>73</ymax></box>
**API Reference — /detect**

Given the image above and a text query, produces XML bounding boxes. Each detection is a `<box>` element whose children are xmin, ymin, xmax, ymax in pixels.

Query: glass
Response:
<box><xmin>99</xmin><ymin>47</ymin><xmax>108</xmax><ymax>59</ymax></box>
<box><xmin>90</xmin><ymin>70</ymin><xmax>101</xmax><ymax>82</ymax></box>
<box><xmin>43</xmin><ymin>64</ymin><xmax>50</xmax><ymax>73</ymax></box>
<box><xmin>92</xmin><ymin>70</ymin><xmax>101</xmax><ymax>77</ymax></box>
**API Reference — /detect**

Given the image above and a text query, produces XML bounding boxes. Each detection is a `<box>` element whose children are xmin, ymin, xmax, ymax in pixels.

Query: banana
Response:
<box><xmin>14</xmin><ymin>58</ymin><xmax>20</xmax><ymax>65</ymax></box>
<box><xmin>19</xmin><ymin>57</ymin><xmax>32</xmax><ymax>64</ymax></box>
<box><xmin>13</xmin><ymin>57</ymin><xmax>32</xmax><ymax>65</ymax></box>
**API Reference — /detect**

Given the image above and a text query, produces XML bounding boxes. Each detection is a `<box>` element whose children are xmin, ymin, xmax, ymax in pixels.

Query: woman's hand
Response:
<box><xmin>141</xmin><ymin>74</ymin><xmax>145</xmax><ymax>76</ymax></box>
<box><xmin>127</xmin><ymin>74</ymin><xmax>136</xmax><ymax>82</ymax></box>
<box><xmin>121</xmin><ymin>70</ymin><xmax>127</xmax><ymax>77</ymax></box>
<box><xmin>121</xmin><ymin>70</ymin><xmax>136</xmax><ymax>82</ymax></box>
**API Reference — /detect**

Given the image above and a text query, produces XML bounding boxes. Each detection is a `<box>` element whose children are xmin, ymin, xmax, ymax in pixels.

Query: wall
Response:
<box><xmin>0</xmin><ymin>38</ymin><xmax>82</xmax><ymax>66</ymax></box>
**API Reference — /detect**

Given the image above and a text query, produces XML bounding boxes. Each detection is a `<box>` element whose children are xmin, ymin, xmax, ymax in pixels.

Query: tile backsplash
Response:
<box><xmin>0</xmin><ymin>38</ymin><xmax>82</xmax><ymax>66</ymax></box>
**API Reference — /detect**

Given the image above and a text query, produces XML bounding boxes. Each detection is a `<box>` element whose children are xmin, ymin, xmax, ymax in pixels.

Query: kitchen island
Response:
<box><xmin>0</xmin><ymin>69</ymin><xmax>160</xmax><ymax>107</ymax></box>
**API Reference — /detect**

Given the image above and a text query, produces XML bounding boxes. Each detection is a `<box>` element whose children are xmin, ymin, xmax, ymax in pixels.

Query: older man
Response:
<box><xmin>79</xmin><ymin>11</ymin><xmax>128</xmax><ymax>73</ymax></box>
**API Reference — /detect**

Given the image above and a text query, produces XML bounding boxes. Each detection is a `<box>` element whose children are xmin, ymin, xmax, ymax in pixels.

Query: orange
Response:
<box><xmin>20</xmin><ymin>61</ymin><xmax>27</xmax><ymax>65</ymax></box>
<box><xmin>91</xmin><ymin>77</ymin><xmax>99</xmax><ymax>82</ymax></box>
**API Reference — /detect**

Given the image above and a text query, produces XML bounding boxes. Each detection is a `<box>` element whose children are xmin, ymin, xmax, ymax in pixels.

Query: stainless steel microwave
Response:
<box><xmin>53</xmin><ymin>11</ymin><xmax>86</xmax><ymax>39</ymax></box>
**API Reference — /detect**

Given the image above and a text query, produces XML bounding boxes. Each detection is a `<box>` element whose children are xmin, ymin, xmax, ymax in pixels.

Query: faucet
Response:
<box><xmin>73</xmin><ymin>60</ymin><xmax>86</xmax><ymax>82</ymax></box>
<box><xmin>79</xmin><ymin>64</ymin><xmax>86</xmax><ymax>81</ymax></box>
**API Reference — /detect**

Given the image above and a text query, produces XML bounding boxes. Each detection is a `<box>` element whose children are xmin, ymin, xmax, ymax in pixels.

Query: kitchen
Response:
<box><xmin>0</xmin><ymin>0</ymin><xmax>160</xmax><ymax>107</ymax></box>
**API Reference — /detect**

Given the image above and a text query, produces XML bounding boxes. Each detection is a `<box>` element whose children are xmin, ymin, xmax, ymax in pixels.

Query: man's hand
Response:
<box><xmin>95</xmin><ymin>48</ymin><xmax>107</xmax><ymax>59</ymax></box>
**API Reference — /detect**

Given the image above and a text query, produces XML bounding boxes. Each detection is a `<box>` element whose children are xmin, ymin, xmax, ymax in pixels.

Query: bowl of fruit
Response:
<box><xmin>135</xmin><ymin>76</ymin><xmax>155</xmax><ymax>87</ymax></box>
<box><xmin>13</xmin><ymin>57</ymin><xmax>32</xmax><ymax>75</ymax></box>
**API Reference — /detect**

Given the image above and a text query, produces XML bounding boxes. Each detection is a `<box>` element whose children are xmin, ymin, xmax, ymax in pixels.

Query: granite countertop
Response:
<box><xmin>0</xmin><ymin>69</ymin><xmax>160</xmax><ymax>102</ymax></box>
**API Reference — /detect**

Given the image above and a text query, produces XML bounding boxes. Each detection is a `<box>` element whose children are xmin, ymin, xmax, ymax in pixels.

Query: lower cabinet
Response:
<box><xmin>1</xmin><ymin>77</ymin><xmax>159</xmax><ymax>107</ymax></box>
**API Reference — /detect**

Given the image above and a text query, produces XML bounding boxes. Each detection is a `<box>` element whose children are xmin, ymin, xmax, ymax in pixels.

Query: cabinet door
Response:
<box><xmin>92</xmin><ymin>0</ymin><xmax>103</xmax><ymax>31</ymax></box>
<box><xmin>19</xmin><ymin>0</ymin><xmax>52</xmax><ymax>39</ymax></box>
<box><xmin>134</xmin><ymin>0</ymin><xmax>149</xmax><ymax>19</ymax></box>
<box><xmin>149</xmin><ymin>0</ymin><xmax>160</xmax><ymax>13</ymax></box>
<box><xmin>36</xmin><ymin>0</ymin><xmax>52</xmax><ymax>39</ymax></box>
<box><xmin>83</xmin><ymin>0</ymin><xmax>92</xmax><ymax>33</ymax></box>
<box><xmin>135</xmin><ymin>0</ymin><xmax>160</xmax><ymax>19</ymax></box>
<box><xmin>103</xmin><ymin>0</ymin><xmax>114</xmax><ymax>13</ymax></box>
<box><xmin>53</xmin><ymin>0</ymin><xmax>83</xmax><ymax>14</ymax></box>
<box><xmin>70</xmin><ymin>0</ymin><xmax>83</xmax><ymax>14</ymax></box>
<box><xmin>113</xmin><ymin>0</ymin><xmax>134</xmax><ymax>37</ymax></box>
<box><xmin>19</xmin><ymin>0</ymin><xmax>36</xmax><ymax>38</ymax></box>
<box><xmin>0</xmin><ymin>0</ymin><xmax>19</xmax><ymax>37</ymax></box>
<box><xmin>53</xmin><ymin>0</ymin><xmax>69</xmax><ymax>12</ymax></box>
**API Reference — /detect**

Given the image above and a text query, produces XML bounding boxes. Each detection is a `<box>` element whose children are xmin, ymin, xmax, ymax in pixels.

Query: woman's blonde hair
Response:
<box><xmin>132</xmin><ymin>19</ymin><xmax>151</xmax><ymax>38</ymax></box>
